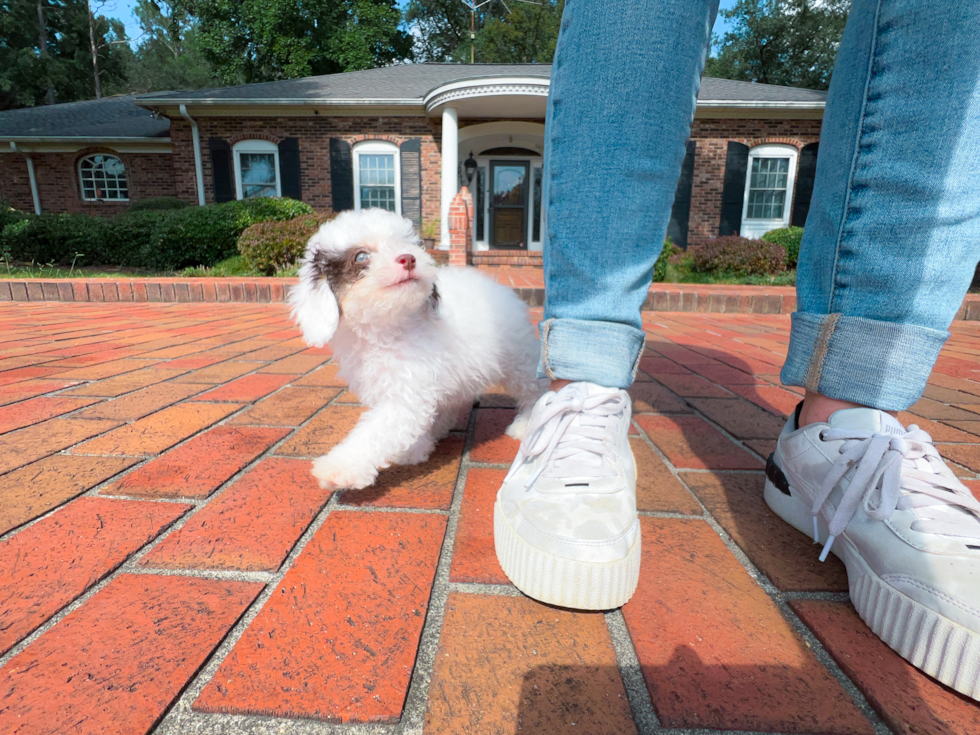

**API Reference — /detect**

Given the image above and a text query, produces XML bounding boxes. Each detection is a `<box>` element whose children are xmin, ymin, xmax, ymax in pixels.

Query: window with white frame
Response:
<box><xmin>354</xmin><ymin>141</ymin><xmax>400</xmax><ymax>214</ymax></box>
<box><xmin>233</xmin><ymin>139</ymin><xmax>281</xmax><ymax>199</ymax></box>
<box><xmin>741</xmin><ymin>144</ymin><xmax>798</xmax><ymax>239</ymax></box>
<box><xmin>78</xmin><ymin>154</ymin><xmax>129</xmax><ymax>201</ymax></box>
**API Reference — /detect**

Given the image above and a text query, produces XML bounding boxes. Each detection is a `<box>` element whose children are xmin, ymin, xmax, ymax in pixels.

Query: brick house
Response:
<box><xmin>0</xmin><ymin>63</ymin><xmax>825</xmax><ymax>257</ymax></box>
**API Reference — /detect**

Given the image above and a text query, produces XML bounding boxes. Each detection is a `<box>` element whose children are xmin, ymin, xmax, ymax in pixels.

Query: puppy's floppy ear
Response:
<box><xmin>289</xmin><ymin>267</ymin><xmax>340</xmax><ymax>347</ymax></box>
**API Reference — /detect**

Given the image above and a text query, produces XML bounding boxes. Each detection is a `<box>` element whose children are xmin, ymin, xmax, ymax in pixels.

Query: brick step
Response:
<box><xmin>3</xmin><ymin>277</ymin><xmax>980</xmax><ymax>320</ymax></box>
<box><xmin>470</xmin><ymin>250</ymin><xmax>543</xmax><ymax>267</ymax></box>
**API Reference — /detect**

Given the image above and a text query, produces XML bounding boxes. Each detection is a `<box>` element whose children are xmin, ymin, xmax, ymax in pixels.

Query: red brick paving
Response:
<box><xmin>0</xmin><ymin>574</ymin><xmax>262</xmax><ymax>735</ymax></box>
<box><xmin>194</xmin><ymin>511</ymin><xmax>446</xmax><ymax>722</ymax></box>
<box><xmin>1</xmin><ymin>302</ymin><xmax>980</xmax><ymax>733</ymax></box>
<box><xmin>623</xmin><ymin>518</ymin><xmax>872</xmax><ymax>734</ymax></box>
<box><xmin>0</xmin><ymin>497</ymin><xmax>189</xmax><ymax>653</ymax></box>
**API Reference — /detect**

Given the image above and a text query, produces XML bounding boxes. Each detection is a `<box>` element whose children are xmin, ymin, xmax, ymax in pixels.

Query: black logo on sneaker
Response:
<box><xmin>766</xmin><ymin>453</ymin><xmax>792</xmax><ymax>496</ymax></box>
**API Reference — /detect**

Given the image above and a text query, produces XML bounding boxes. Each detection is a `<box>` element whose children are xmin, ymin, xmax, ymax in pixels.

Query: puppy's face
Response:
<box><xmin>290</xmin><ymin>209</ymin><xmax>438</xmax><ymax>346</ymax></box>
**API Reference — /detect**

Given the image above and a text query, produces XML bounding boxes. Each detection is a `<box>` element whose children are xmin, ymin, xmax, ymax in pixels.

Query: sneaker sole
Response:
<box><xmin>493</xmin><ymin>501</ymin><xmax>641</xmax><ymax>610</ymax></box>
<box><xmin>764</xmin><ymin>476</ymin><xmax>980</xmax><ymax>700</ymax></box>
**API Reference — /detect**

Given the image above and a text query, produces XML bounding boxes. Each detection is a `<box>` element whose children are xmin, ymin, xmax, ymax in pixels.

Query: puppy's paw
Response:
<box><xmin>390</xmin><ymin>437</ymin><xmax>436</xmax><ymax>466</ymax></box>
<box><xmin>505</xmin><ymin>414</ymin><xmax>530</xmax><ymax>441</ymax></box>
<box><xmin>311</xmin><ymin>455</ymin><xmax>378</xmax><ymax>490</ymax></box>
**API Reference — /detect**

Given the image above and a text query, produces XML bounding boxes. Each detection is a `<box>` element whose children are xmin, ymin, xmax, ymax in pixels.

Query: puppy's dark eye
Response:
<box><xmin>354</xmin><ymin>252</ymin><xmax>370</xmax><ymax>264</ymax></box>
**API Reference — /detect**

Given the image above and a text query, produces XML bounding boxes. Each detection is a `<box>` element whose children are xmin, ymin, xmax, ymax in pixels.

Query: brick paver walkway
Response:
<box><xmin>2</xmin><ymin>302</ymin><xmax>980</xmax><ymax>734</ymax></box>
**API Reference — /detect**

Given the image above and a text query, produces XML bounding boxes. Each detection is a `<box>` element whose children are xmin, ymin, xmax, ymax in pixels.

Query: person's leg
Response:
<box><xmin>770</xmin><ymin>0</ymin><xmax>980</xmax><ymax>699</ymax></box>
<box><xmin>782</xmin><ymin>0</ymin><xmax>980</xmax><ymax>414</ymax></box>
<box><xmin>496</xmin><ymin>0</ymin><xmax>721</xmax><ymax>611</ymax></box>
<box><xmin>538</xmin><ymin>0</ymin><xmax>720</xmax><ymax>390</ymax></box>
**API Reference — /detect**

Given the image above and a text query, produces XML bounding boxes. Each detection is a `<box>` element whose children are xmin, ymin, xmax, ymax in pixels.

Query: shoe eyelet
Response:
<box><xmin>818</xmin><ymin>431</ymin><xmax>827</xmax><ymax>441</ymax></box>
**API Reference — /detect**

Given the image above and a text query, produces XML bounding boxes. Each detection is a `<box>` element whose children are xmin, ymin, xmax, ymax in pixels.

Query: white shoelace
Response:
<box><xmin>504</xmin><ymin>387</ymin><xmax>629</xmax><ymax>490</ymax></box>
<box><xmin>812</xmin><ymin>425</ymin><xmax>980</xmax><ymax>561</ymax></box>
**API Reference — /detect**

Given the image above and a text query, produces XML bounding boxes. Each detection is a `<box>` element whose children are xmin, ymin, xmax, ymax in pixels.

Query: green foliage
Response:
<box><xmin>761</xmin><ymin>226</ymin><xmax>804</xmax><ymax>268</ymax></box>
<box><xmin>406</xmin><ymin>0</ymin><xmax>563</xmax><ymax>63</ymax></box>
<box><xmin>1</xmin><ymin>213</ymin><xmax>111</xmax><ymax>264</ymax></box>
<box><xmin>0</xmin><ymin>197</ymin><xmax>314</xmax><ymax>270</ymax></box>
<box><xmin>0</xmin><ymin>0</ymin><xmax>130</xmax><ymax>110</ymax></box>
<box><xmin>127</xmin><ymin>196</ymin><xmax>190</xmax><ymax>212</ymax></box>
<box><xmin>123</xmin><ymin>1</ymin><xmax>224</xmax><ymax>93</ymax></box>
<box><xmin>178</xmin><ymin>0</ymin><xmax>412</xmax><ymax>84</ymax></box>
<box><xmin>179</xmin><ymin>254</ymin><xmax>257</xmax><ymax>277</ymax></box>
<box><xmin>237</xmin><ymin>215</ymin><xmax>323</xmax><ymax>275</ymax></box>
<box><xmin>705</xmin><ymin>0</ymin><xmax>849</xmax><ymax>91</ymax></box>
<box><xmin>653</xmin><ymin>237</ymin><xmax>681</xmax><ymax>283</ymax></box>
<box><xmin>0</xmin><ymin>200</ymin><xmax>28</xmax><ymax>236</ymax></box>
<box><xmin>690</xmin><ymin>236</ymin><xmax>787</xmax><ymax>276</ymax></box>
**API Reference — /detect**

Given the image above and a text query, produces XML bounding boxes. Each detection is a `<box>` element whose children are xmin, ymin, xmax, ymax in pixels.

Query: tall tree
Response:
<box><xmin>124</xmin><ymin>0</ymin><xmax>222</xmax><ymax>92</ymax></box>
<box><xmin>178</xmin><ymin>0</ymin><xmax>412</xmax><ymax>85</ymax></box>
<box><xmin>705</xmin><ymin>0</ymin><xmax>849</xmax><ymax>91</ymax></box>
<box><xmin>473</xmin><ymin>0</ymin><xmax>562</xmax><ymax>64</ymax></box>
<box><xmin>405</xmin><ymin>0</ymin><xmax>562</xmax><ymax>63</ymax></box>
<box><xmin>0</xmin><ymin>0</ymin><xmax>129</xmax><ymax>110</ymax></box>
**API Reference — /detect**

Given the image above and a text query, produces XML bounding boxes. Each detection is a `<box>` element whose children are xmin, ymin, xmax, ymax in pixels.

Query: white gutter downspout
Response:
<box><xmin>9</xmin><ymin>142</ymin><xmax>41</xmax><ymax>214</ymax></box>
<box><xmin>179</xmin><ymin>104</ymin><xmax>206</xmax><ymax>206</ymax></box>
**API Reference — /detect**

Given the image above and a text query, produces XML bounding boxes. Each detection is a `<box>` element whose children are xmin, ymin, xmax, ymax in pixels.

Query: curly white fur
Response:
<box><xmin>289</xmin><ymin>208</ymin><xmax>545</xmax><ymax>490</ymax></box>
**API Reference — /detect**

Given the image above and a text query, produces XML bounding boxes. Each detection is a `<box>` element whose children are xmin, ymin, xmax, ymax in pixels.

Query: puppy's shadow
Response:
<box><xmin>338</xmin><ymin>435</ymin><xmax>463</xmax><ymax>505</ymax></box>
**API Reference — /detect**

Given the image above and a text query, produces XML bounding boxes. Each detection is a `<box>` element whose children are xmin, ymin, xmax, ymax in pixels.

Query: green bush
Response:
<box><xmin>1</xmin><ymin>213</ymin><xmax>112</xmax><ymax>265</ymax></box>
<box><xmin>127</xmin><ymin>196</ymin><xmax>189</xmax><ymax>212</ymax></box>
<box><xmin>237</xmin><ymin>215</ymin><xmax>323</xmax><ymax>275</ymax></box>
<box><xmin>0</xmin><ymin>201</ymin><xmax>29</xmax><ymax>248</ymax></box>
<box><xmin>653</xmin><ymin>237</ymin><xmax>682</xmax><ymax>283</ymax></box>
<box><xmin>761</xmin><ymin>226</ymin><xmax>804</xmax><ymax>268</ymax></box>
<box><xmin>691</xmin><ymin>236</ymin><xmax>787</xmax><ymax>276</ymax></box>
<box><xmin>0</xmin><ymin>197</ymin><xmax>314</xmax><ymax>271</ymax></box>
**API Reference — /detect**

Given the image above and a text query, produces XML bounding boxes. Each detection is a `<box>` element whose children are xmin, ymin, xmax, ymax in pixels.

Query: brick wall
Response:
<box><xmin>0</xmin><ymin>149</ymin><xmax>175</xmax><ymax>216</ymax></box>
<box><xmin>0</xmin><ymin>154</ymin><xmax>33</xmax><ymax>211</ymax></box>
<box><xmin>687</xmin><ymin>118</ymin><xmax>822</xmax><ymax>246</ymax></box>
<box><xmin>171</xmin><ymin>116</ymin><xmax>444</xmax><ymax>227</ymax></box>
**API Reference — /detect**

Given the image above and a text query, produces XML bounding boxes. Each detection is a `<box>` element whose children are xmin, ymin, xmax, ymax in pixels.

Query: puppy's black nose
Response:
<box><xmin>396</xmin><ymin>254</ymin><xmax>416</xmax><ymax>272</ymax></box>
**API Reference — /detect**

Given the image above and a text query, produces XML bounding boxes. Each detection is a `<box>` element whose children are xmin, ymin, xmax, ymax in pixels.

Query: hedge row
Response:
<box><xmin>688</xmin><ymin>227</ymin><xmax>804</xmax><ymax>276</ymax></box>
<box><xmin>0</xmin><ymin>197</ymin><xmax>313</xmax><ymax>271</ymax></box>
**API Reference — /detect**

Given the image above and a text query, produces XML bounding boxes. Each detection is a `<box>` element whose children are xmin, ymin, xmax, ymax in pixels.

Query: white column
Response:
<box><xmin>439</xmin><ymin>106</ymin><xmax>458</xmax><ymax>250</ymax></box>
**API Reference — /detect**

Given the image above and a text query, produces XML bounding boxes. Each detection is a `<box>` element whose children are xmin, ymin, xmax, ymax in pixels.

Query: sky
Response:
<box><xmin>110</xmin><ymin>0</ymin><xmax>739</xmax><ymax>49</ymax></box>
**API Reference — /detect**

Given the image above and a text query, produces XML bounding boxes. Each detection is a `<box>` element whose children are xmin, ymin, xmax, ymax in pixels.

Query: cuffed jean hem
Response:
<box><xmin>537</xmin><ymin>318</ymin><xmax>646</xmax><ymax>390</ymax></box>
<box><xmin>780</xmin><ymin>312</ymin><xmax>949</xmax><ymax>411</ymax></box>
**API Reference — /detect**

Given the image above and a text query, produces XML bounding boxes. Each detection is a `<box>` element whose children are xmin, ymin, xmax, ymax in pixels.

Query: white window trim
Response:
<box><xmin>353</xmin><ymin>140</ymin><xmax>401</xmax><ymax>215</ymax></box>
<box><xmin>78</xmin><ymin>153</ymin><xmax>129</xmax><ymax>202</ymax></box>
<box><xmin>740</xmin><ymin>144</ymin><xmax>798</xmax><ymax>239</ymax></box>
<box><xmin>232</xmin><ymin>139</ymin><xmax>281</xmax><ymax>200</ymax></box>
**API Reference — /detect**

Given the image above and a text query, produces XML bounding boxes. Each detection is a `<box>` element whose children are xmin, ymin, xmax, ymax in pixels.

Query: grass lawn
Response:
<box><xmin>0</xmin><ymin>256</ymin><xmax>297</xmax><ymax>279</ymax></box>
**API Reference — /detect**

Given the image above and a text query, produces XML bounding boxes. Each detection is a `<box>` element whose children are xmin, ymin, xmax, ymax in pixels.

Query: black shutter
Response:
<box><xmin>666</xmin><ymin>140</ymin><xmax>696</xmax><ymax>248</ymax></box>
<box><xmin>791</xmin><ymin>142</ymin><xmax>819</xmax><ymax>228</ymax></box>
<box><xmin>208</xmin><ymin>137</ymin><xmax>234</xmax><ymax>203</ymax></box>
<box><xmin>329</xmin><ymin>138</ymin><xmax>354</xmax><ymax>212</ymax></box>
<box><xmin>718</xmin><ymin>141</ymin><xmax>749</xmax><ymax>236</ymax></box>
<box><xmin>400</xmin><ymin>138</ymin><xmax>422</xmax><ymax>229</ymax></box>
<box><xmin>278</xmin><ymin>137</ymin><xmax>302</xmax><ymax>201</ymax></box>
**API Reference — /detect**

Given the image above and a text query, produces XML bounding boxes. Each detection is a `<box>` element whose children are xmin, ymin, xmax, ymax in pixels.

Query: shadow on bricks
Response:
<box><xmin>636</xmin><ymin>346</ymin><xmax>851</xmax><ymax>593</ymax></box>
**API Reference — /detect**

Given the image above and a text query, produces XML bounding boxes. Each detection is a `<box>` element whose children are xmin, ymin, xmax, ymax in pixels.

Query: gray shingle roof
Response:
<box><xmin>138</xmin><ymin>63</ymin><xmax>827</xmax><ymax>104</ymax></box>
<box><xmin>0</xmin><ymin>95</ymin><xmax>171</xmax><ymax>139</ymax></box>
<box><xmin>0</xmin><ymin>64</ymin><xmax>825</xmax><ymax>139</ymax></box>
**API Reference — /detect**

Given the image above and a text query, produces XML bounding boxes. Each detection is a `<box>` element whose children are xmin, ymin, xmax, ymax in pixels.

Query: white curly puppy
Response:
<box><xmin>289</xmin><ymin>208</ymin><xmax>545</xmax><ymax>490</ymax></box>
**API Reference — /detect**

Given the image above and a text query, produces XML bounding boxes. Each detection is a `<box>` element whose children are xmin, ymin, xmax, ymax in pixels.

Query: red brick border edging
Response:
<box><xmin>2</xmin><ymin>277</ymin><xmax>979</xmax><ymax>320</ymax></box>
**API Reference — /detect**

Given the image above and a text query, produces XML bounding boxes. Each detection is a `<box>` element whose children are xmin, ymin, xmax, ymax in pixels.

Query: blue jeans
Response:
<box><xmin>541</xmin><ymin>0</ymin><xmax>980</xmax><ymax>411</ymax></box>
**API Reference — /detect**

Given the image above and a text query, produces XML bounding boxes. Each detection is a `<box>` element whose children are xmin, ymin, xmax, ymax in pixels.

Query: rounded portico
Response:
<box><xmin>425</xmin><ymin>77</ymin><xmax>549</xmax><ymax>251</ymax></box>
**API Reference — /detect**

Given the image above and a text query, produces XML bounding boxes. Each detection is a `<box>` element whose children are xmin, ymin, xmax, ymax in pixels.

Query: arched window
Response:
<box><xmin>78</xmin><ymin>154</ymin><xmax>129</xmax><ymax>201</ymax></box>
<box><xmin>233</xmin><ymin>140</ymin><xmax>281</xmax><ymax>200</ymax></box>
<box><xmin>741</xmin><ymin>144</ymin><xmax>798</xmax><ymax>239</ymax></box>
<box><xmin>353</xmin><ymin>141</ymin><xmax>400</xmax><ymax>214</ymax></box>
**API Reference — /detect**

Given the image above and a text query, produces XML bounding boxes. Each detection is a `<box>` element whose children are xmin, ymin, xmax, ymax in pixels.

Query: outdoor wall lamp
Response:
<box><xmin>464</xmin><ymin>152</ymin><xmax>477</xmax><ymax>183</ymax></box>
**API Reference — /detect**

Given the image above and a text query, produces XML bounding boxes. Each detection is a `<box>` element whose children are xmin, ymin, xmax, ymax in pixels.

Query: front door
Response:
<box><xmin>489</xmin><ymin>161</ymin><xmax>529</xmax><ymax>249</ymax></box>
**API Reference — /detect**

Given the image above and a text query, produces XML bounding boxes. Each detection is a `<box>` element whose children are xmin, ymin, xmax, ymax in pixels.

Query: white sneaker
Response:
<box><xmin>766</xmin><ymin>405</ymin><xmax>980</xmax><ymax>699</ymax></box>
<box><xmin>494</xmin><ymin>382</ymin><xmax>641</xmax><ymax>610</ymax></box>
